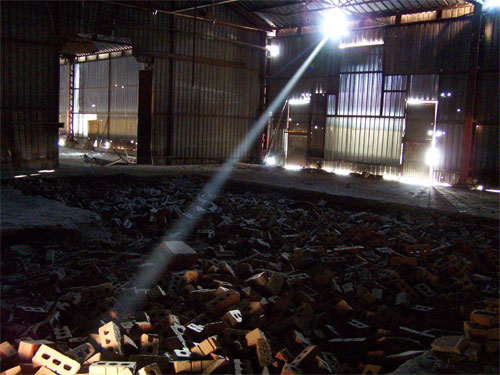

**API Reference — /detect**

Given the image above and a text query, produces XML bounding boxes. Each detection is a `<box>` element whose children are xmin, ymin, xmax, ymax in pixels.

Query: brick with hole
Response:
<box><xmin>89</xmin><ymin>361</ymin><xmax>136</xmax><ymax>375</ymax></box>
<box><xmin>140</xmin><ymin>334</ymin><xmax>159</xmax><ymax>356</ymax></box>
<box><xmin>98</xmin><ymin>322</ymin><xmax>123</xmax><ymax>355</ymax></box>
<box><xmin>18</xmin><ymin>339</ymin><xmax>54</xmax><ymax>363</ymax></box>
<box><xmin>32</xmin><ymin>344</ymin><xmax>80</xmax><ymax>375</ymax></box>
<box><xmin>290</xmin><ymin>345</ymin><xmax>318</xmax><ymax>369</ymax></box>
<box><xmin>138</xmin><ymin>362</ymin><xmax>162</xmax><ymax>375</ymax></box>
<box><xmin>222</xmin><ymin>310</ymin><xmax>243</xmax><ymax>327</ymax></box>
<box><xmin>65</xmin><ymin>343</ymin><xmax>95</xmax><ymax>364</ymax></box>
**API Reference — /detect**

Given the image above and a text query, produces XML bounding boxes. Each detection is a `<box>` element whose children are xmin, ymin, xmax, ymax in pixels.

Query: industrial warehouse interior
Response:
<box><xmin>1</xmin><ymin>0</ymin><xmax>499</xmax><ymax>374</ymax></box>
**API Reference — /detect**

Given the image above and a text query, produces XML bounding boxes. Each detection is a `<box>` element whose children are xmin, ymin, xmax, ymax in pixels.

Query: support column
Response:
<box><xmin>66</xmin><ymin>61</ymin><xmax>75</xmax><ymax>143</ymax></box>
<box><xmin>458</xmin><ymin>3</ymin><xmax>482</xmax><ymax>185</ymax></box>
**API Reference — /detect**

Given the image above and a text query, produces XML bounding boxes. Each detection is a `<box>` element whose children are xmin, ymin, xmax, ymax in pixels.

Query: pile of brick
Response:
<box><xmin>1</xmin><ymin>175</ymin><xmax>498</xmax><ymax>374</ymax></box>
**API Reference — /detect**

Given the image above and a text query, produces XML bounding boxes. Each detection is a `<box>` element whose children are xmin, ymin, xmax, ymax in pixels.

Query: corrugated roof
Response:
<box><xmin>238</xmin><ymin>0</ymin><xmax>471</xmax><ymax>29</ymax></box>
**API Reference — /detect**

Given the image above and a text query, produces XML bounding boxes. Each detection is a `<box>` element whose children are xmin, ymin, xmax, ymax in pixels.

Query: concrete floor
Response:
<box><xmin>2</xmin><ymin>146</ymin><xmax>498</xmax><ymax>221</ymax></box>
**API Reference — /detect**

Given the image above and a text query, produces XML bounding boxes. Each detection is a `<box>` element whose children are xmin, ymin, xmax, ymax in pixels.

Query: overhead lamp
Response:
<box><xmin>322</xmin><ymin>8</ymin><xmax>348</xmax><ymax>39</ymax></box>
<box><xmin>266</xmin><ymin>45</ymin><xmax>279</xmax><ymax>57</ymax></box>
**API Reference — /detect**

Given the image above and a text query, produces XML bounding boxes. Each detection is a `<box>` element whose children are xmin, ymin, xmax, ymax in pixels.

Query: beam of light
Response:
<box><xmin>407</xmin><ymin>99</ymin><xmax>439</xmax><ymax>105</ymax></box>
<box><xmin>14</xmin><ymin>175</ymin><xmax>27</xmax><ymax>178</ymax></box>
<box><xmin>338</xmin><ymin>40</ymin><xmax>383</xmax><ymax>49</ymax></box>
<box><xmin>38</xmin><ymin>170</ymin><xmax>55</xmax><ymax>173</ymax></box>
<box><xmin>114</xmin><ymin>36</ymin><xmax>329</xmax><ymax>318</ymax></box>
<box><xmin>486</xmin><ymin>189</ymin><xmax>500</xmax><ymax>193</ymax></box>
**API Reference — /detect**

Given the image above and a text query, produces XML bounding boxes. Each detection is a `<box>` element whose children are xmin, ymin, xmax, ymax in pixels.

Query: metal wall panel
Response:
<box><xmin>385</xmin><ymin>19</ymin><xmax>472</xmax><ymax>74</ymax></box>
<box><xmin>338</xmin><ymin>73</ymin><xmax>383</xmax><ymax>116</ymax></box>
<box><xmin>433</xmin><ymin>122</ymin><xmax>463</xmax><ymax>184</ymax></box>
<box><xmin>476</xmin><ymin>72</ymin><xmax>499</xmax><ymax>124</ymax></box>
<box><xmin>437</xmin><ymin>74</ymin><xmax>466</xmax><ymax>123</ymax></box>
<box><xmin>1</xmin><ymin>2</ymin><xmax>59</xmax><ymax>169</ymax></box>
<box><xmin>409</xmin><ymin>74</ymin><xmax>439</xmax><ymax>100</ymax></box>
<box><xmin>481</xmin><ymin>13</ymin><xmax>499</xmax><ymax>72</ymax></box>
<box><xmin>473</xmin><ymin>124</ymin><xmax>499</xmax><ymax>182</ymax></box>
<box><xmin>324</xmin><ymin>117</ymin><xmax>404</xmax><ymax>167</ymax></box>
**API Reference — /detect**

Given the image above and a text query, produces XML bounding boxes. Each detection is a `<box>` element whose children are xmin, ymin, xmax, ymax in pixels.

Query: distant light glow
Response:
<box><xmin>333</xmin><ymin>169</ymin><xmax>351</xmax><ymax>175</ymax></box>
<box><xmin>440</xmin><ymin>93</ymin><xmax>446</xmax><ymax>97</ymax></box>
<box><xmin>58</xmin><ymin>139</ymin><xmax>65</xmax><ymax>146</ymax></box>
<box><xmin>457</xmin><ymin>108</ymin><xmax>461</xmax><ymax>112</ymax></box>
<box><xmin>30</xmin><ymin>173</ymin><xmax>41</xmax><ymax>177</ymax></box>
<box><xmin>323</xmin><ymin>167</ymin><xmax>334</xmax><ymax>173</ymax></box>
<box><xmin>428</xmin><ymin>130</ymin><xmax>433</xmax><ymax>136</ymax></box>
<box><xmin>425</xmin><ymin>147</ymin><xmax>440</xmax><ymax>167</ymax></box>
<box><xmin>104</xmin><ymin>141</ymin><xmax>111</xmax><ymax>149</ymax></box>
<box><xmin>91</xmin><ymin>104</ymin><xmax>96</xmax><ymax>108</ymax></box>
<box><xmin>408</xmin><ymin>99</ymin><xmax>439</xmax><ymax>105</ymax></box>
<box><xmin>339</xmin><ymin>40</ymin><xmax>384</xmax><ymax>49</ymax></box>
<box><xmin>14</xmin><ymin>175</ymin><xmax>27</xmax><ymax>178</ymax></box>
<box><xmin>266</xmin><ymin>45</ymin><xmax>280</xmax><ymax>57</ymax></box>
<box><xmin>447</xmin><ymin>92</ymin><xmax>452</xmax><ymax>97</ymax></box>
<box><xmin>285</xmin><ymin>164</ymin><xmax>302</xmax><ymax>171</ymax></box>
<box><xmin>265</xmin><ymin>156</ymin><xmax>276</xmax><ymax>166</ymax></box>
<box><xmin>322</xmin><ymin>9</ymin><xmax>348</xmax><ymax>39</ymax></box>
<box><xmin>482</xmin><ymin>0</ymin><xmax>500</xmax><ymax>8</ymax></box>
<box><xmin>39</xmin><ymin>170</ymin><xmax>55</xmax><ymax>173</ymax></box>
<box><xmin>486</xmin><ymin>189</ymin><xmax>500</xmax><ymax>193</ymax></box>
<box><xmin>477</xmin><ymin>185</ymin><xmax>484</xmax><ymax>191</ymax></box>
<box><xmin>289</xmin><ymin>94</ymin><xmax>311</xmax><ymax>105</ymax></box>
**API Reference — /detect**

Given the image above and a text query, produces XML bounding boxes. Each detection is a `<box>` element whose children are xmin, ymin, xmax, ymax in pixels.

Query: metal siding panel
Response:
<box><xmin>385</xmin><ymin>19</ymin><xmax>471</xmax><ymax>74</ymax></box>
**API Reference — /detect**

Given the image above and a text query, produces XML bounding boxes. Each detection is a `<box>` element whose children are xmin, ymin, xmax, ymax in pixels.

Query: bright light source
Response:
<box><xmin>266</xmin><ymin>45</ymin><xmax>280</xmax><ymax>57</ymax></box>
<box><xmin>58</xmin><ymin>138</ymin><xmax>65</xmax><ymax>146</ymax></box>
<box><xmin>14</xmin><ymin>175</ymin><xmax>27</xmax><ymax>178</ymax></box>
<box><xmin>457</xmin><ymin>108</ymin><xmax>461</xmax><ymax>112</ymax></box>
<box><xmin>435</xmin><ymin>130</ymin><xmax>445</xmax><ymax>137</ymax></box>
<box><xmin>428</xmin><ymin>130</ymin><xmax>433</xmax><ymax>136</ymax></box>
<box><xmin>407</xmin><ymin>98</ymin><xmax>438</xmax><ymax>105</ymax></box>
<box><xmin>323</xmin><ymin>167</ymin><xmax>334</xmax><ymax>173</ymax></box>
<box><xmin>30</xmin><ymin>173</ymin><xmax>41</xmax><ymax>177</ymax></box>
<box><xmin>38</xmin><ymin>170</ymin><xmax>55</xmax><ymax>173</ymax></box>
<box><xmin>265</xmin><ymin>156</ymin><xmax>276</xmax><ymax>166</ymax></box>
<box><xmin>440</xmin><ymin>93</ymin><xmax>446</xmax><ymax>97</ymax></box>
<box><xmin>121</xmin><ymin>85</ymin><xmax>125</xmax><ymax>88</ymax></box>
<box><xmin>482</xmin><ymin>0</ymin><xmax>500</xmax><ymax>8</ymax></box>
<box><xmin>289</xmin><ymin>93</ymin><xmax>311</xmax><ymax>105</ymax></box>
<box><xmin>447</xmin><ymin>92</ymin><xmax>452</xmax><ymax>97</ymax></box>
<box><xmin>425</xmin><ymin>147</ymin><xmax>439</xmax><ymax>167</ymax></box>
<box><xmin>284</xmin><ymin>164</ymin><xmax>302</xmax><ymax>171</ymax></box>
<box><xmin>91</xmin><ymin>104</ymin><xmax>96</xmax><ymax>108</ymax></box>
<box><xmin>322</xmin><ymin>8</ymin><xmax>348</xmax><ymax>39</ymax></box>
<box><xmin>104</xmin><ymin>141</ymin><xmax>111</xmax><ymax>149</ymax></box>
<box><xmin>477</xmin><ymin>185</ymin><xmax>484</xmax><ymax>191</ymax></box>
<box><xmin>338</xmin><ymin>40</ymin><xmax>383</xmax><ymax>49</ymax></box>
<box><xmin>333</xmin><ymin>169</ymin><xmax>351</xmax><ymax>175</ymax></box>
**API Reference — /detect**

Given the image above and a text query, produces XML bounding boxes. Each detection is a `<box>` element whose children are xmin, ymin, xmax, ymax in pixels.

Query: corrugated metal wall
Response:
<box><xmin>59</xmin><ymin>56</ymin><xmax>140</xmax><ymax>142</ymax></box>
<box><xmin>384</xmin><ymin>19</ymin><xmax>472</xmax><ymax>74</ymax></box>
<box><xmin>268</xmin><ymin>15</ymin><xmax>498</xmax><ymax>183</ymax></box>
<box><xmin>2</xmin><ymin>1</ymin><xmax>263</xmax><ymax>169</ymax></box>
<box><xmin>1</xmin><ymin>2</ymin><xmax>60</xmax><ymax>169</ymax></box>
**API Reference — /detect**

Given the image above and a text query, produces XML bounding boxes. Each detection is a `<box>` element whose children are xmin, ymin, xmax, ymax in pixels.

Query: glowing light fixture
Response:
<box><xmin>284</xmin><ymin>164</ymin><xmax>302</xmax><ymax>171</ymax></box>
<box><xmin>38</xmin><ymin>170</ymin><xmax>55</xmax><ymax>173</ymax></box>
<box><xmin>338</xmin><ymin>40</ymin><xmax>383</xmax><ymax>49</ymax></box>
<box><xmin>322</xmin><ymin>8</ymin><xmax>348</xmax><ymax>39</ymax></box>
<box><xmin>477</xmin><ymin>185</ymin><xmax>484</xmax><ymax>191</ymax></box>
<box><xmin>14</xmin><ymin>175</ymin><xmax>27</xmax><ymax>178</ymax></box>
<box><xmin>58</xmin><ymin>138</ymin><xmax>65</xmax><ymax>146</ymax></box>
<box><xmin>407</xmin><ymin>98</ymin><xmax>438</xmax><ymax>105</ymax></box>
<box><xmin>266</xmin><ymin>45</ymin><xmax>280</xmax><ymax>57</ymax></box>
<box><xmin>265</xmin><ymin>156</ymin><xmax>277</xmax><ymax>166</ymax></box>
<box><xmin>289</xmin><ymin>93</ymin><xmax>311</xmax><ymax>105</ymax></box>
<box><xmin>425</xmin><ymin>147</ymin><xmax>439</xmax><ymax>167</ymax></box>
<box><xmin>104</xmin><ymin>141</ymin><xmax>111</xmax><ymax>149</ymax></box>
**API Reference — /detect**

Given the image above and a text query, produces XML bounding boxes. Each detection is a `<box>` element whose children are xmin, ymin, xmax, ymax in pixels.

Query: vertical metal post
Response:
<box><xmin>107</xmin><ymin>57</ymin><xmax>112</xmax><ymax>142</ymax></box>
<box><xmin>66</xmin><ymin>61</ymin><xmax>75</xmax><ymax>143</ymax></box>
<box><xmin>458</xmin><ymin>3</ymin><xmax>482</xmax><ymax>185</ymax></box>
